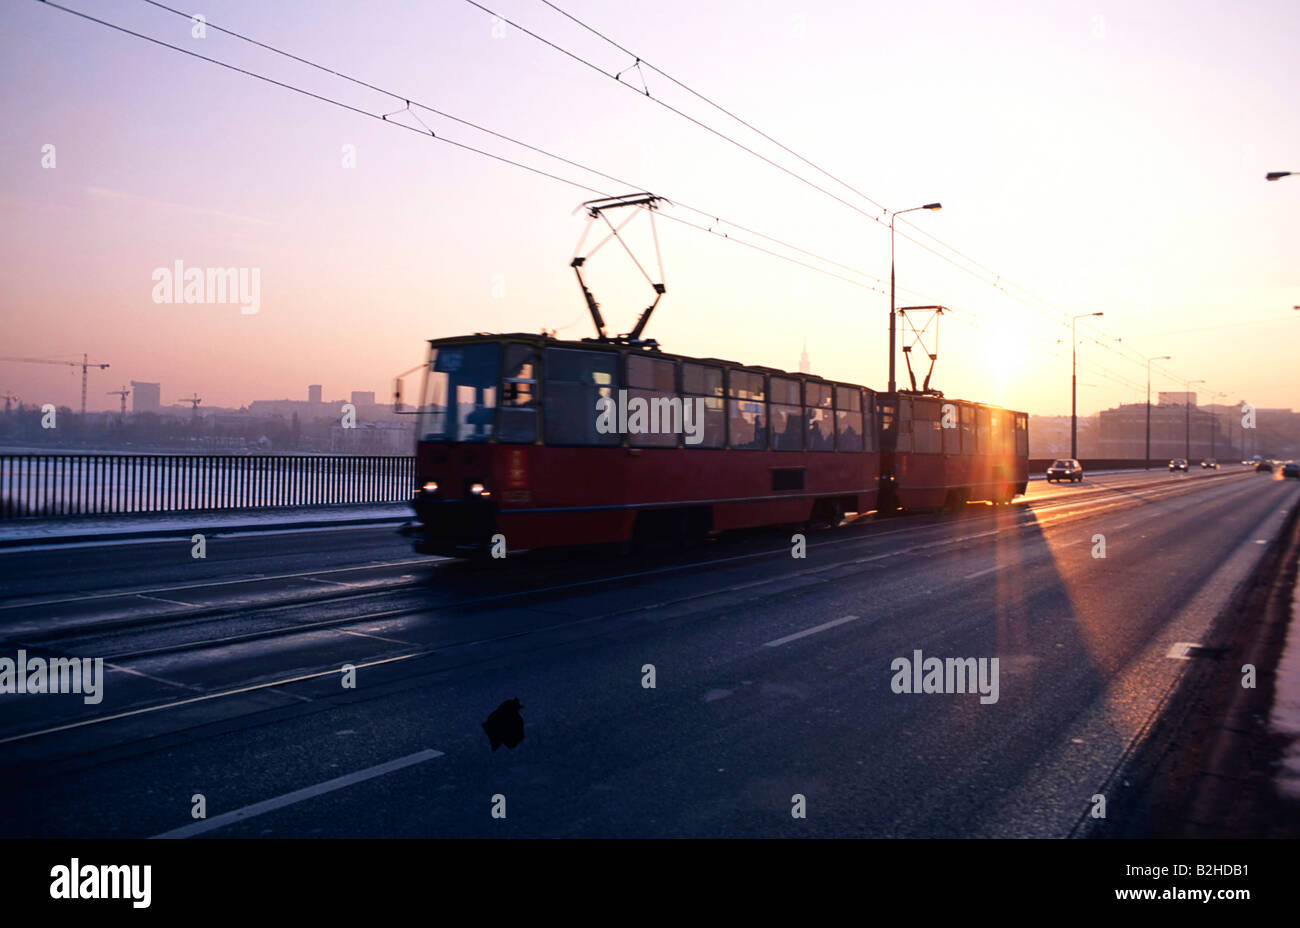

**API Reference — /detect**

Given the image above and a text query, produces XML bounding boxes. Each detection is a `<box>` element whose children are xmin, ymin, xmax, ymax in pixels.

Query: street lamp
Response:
<box><xmin>1210</xmin><ymin>391</ymin><xmax>1227</xmax><ymax>461</ymax></box>
<box><xmin>1266</xmin><ymin>172</ymin><xmax>1295</xmax><ymax>181</ymax></box>
<box><xmin>1071</xmin><ymin>312</ymin><xmax>1103</xmax><ymax>460</ymax></box>
<box><xmin>1185</xmin><ymin>379</ymin><xmax>1205</xmax><ymax>460</ymax></box>
<box><xmin>889</xmin><ymin>202</ymin><xmax>942</xmax><ymax>394</ymax></box>
<box><xmin>1145</xmin><ymin>354</ymin><xmax>1170</xmax><ymax>470</ymax></box>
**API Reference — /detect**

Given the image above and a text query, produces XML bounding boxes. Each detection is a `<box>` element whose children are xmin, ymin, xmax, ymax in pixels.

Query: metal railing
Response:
<box><xmin>0</xmin><ymin>454</ymin><xmax>415</xmax><ymax>519</ymax></box>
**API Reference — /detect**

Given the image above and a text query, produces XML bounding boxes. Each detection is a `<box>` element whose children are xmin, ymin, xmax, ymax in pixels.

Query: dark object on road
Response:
<box><xmin>482</xmin><ymin>698</ymin><xmax>525</xmax><ymax>751</ymax></box>
<box><xmin>1257</xmin><ymin>460</ymin><xmax>1274</xmax><ymax>473</ymax></box>
<box><xmin>1046</xmin><ymin>459</ymin><xmax>1083</xmax><ymax>483</ymax></box>
<box><xmin>1282</xmin><ymin>462</ymin><xmax>1299</xmax><ymax>479</ymax></box>
<box><xmin>1169</xmin><ymin>458</ymin><xmax>1189</xmax><ymax>472</ymax></box>
<box><xmin>1200</xmin><ymin>459</ymin><xmax>1218</xmax><ymax>469</ymax></box>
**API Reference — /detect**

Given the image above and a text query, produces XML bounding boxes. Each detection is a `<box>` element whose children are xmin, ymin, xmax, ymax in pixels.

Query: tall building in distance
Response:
<box><xmin>308</xmin><ymin>384</ymin><xmax>322</xmax><ymax>405</ymax></box>
<box><xmin>799</xmin><ymin>338</ymin><xmax>810</xmax><ymax>374</ymax></box>
<box><xmin>130</xmin><ymin>381</ymin><xmax>160</xmax><ymax>413</ymax></box>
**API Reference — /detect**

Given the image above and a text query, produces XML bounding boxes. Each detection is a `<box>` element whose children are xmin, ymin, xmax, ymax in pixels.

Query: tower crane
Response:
<box><xmin>0</xmin><ymin>354</ymin><xmax>110</xmax><ymax>414</ymax></box>
<box><xmin>106</xmin><ymin>385</ymin><xmax>130</xmax><ymax>417</ymax></box>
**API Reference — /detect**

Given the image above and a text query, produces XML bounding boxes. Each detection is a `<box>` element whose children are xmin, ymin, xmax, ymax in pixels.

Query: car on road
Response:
<box><xmin>1169</xmin><ymin>458</ymin><xmax>1189</xmax><ymax>472</ymax></box>
<box><xmin>1283</xmin><ymin>462</ymin><xmax>1300</xmax><ymax>479</ymax></box>
<box><xmin>1200</xmin><ymin>459</ymin><xmax>1218</xmax><ymax>469</ymax></box>
<box><xmin>1045</xmin><ymin>459</ymin><xmax>1083</xmax><ymax>483</ymax></box>
<box><xmin>1256</xmin><ymin>460</ymin><xmax>1274</xmax><ymax>473</ymax></box>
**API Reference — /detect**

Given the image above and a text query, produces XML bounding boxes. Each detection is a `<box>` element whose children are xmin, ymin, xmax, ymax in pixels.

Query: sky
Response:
<box><xmin>1</xmin><ymin>0</ymin><xmax>1297</xmax><ymax>416</ymax></box>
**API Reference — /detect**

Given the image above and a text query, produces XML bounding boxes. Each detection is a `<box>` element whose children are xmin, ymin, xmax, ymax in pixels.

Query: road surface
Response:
<box><xmin>1</xmin><ymin>466</ymin><xmax>1295</xmax><ymax>837</ymax></box>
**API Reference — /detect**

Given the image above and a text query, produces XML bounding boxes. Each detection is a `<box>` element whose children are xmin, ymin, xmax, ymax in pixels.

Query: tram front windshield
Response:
<box><xmin>419</xmin><ymin>343</ymin><xmax>500</xmax><ymax>442</ymax></box>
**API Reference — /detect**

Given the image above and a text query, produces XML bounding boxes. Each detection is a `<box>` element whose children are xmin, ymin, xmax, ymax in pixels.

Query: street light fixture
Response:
<box><xmin>1145</xmin><ymin>354</ymin><xmax>1170</xmax><ymax>470</ymax></box>
<box><xmin>1185</xmin><ymin>378</ymin><xmax>1205</xmax><ymax>460</ymax></box>
<box><xmin>1071</xmin><ymin>312</ymin><xmax>1104</xmax><ymax>460</ymax></box>
<box><xmin>889</xmin><ymin>202</ymin><xmax>942</xmax><ymax>394</ymax></box>
<box><xmin>1266</xmin><ymin>172</ymin><xmax>1295</xmax><ymax>181</ymax></box>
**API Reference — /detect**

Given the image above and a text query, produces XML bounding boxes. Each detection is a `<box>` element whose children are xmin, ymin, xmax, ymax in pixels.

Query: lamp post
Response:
<box><xmin>889</xmin><ymin>203</ymin><xmax>942</xmax><ymax>394</ymax></box>
<box><xmin>1265</xmin><ymin>172</ymin><xmax>1295</xmax><ymax>181</ymax></box>
<box><xmin>1209</xmin><ymin>391</ymin><xmax>1227</xmax><ymax>461</ymax></box>
<box><xmin>1145</xmin><ymin>354</ymin><xmax>1170</xmax><ymax>469</ymax></box>
<box><xmin>1185</xmin><ymin>379</ymin><xmax>1205</xmax><ymax>460</ymax></box>
<box><xmin>1071</xmin><ymin>312</ymin><xmax>1103</xmax><ymax>460</ymax></box>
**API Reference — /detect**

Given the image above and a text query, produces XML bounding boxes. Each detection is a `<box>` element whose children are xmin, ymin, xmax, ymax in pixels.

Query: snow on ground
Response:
<box><xmin>0</xmin><ymin>503</ymin><xmax>411</xmax><ymax>544</ymax></box>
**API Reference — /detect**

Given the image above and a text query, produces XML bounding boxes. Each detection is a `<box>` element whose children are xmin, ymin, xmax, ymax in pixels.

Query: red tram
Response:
<box><xmin>406</xmin><ymin>333</ymin><xmax>1028</xmax><ymax>557</ymax></box>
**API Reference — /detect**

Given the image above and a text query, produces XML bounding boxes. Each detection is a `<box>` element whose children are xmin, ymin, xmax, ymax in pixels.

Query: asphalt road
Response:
<box><xmin>1</xmin><ymin>465</ymin><xmax>1296</xmax><ymax>837</ymax></box>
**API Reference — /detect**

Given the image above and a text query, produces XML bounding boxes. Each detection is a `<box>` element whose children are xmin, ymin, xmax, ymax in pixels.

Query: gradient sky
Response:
<box><xmin>1</xmin><ymin>0</ymin><xmax>1297</xmax><ymax>415</ymax></box>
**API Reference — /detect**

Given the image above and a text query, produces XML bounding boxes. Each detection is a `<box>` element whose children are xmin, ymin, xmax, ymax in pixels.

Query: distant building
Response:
<box><xmin>308</xmin><ymin>384</ymin><xmax>322</xmax><ymax>404</ymax></box>
<box><xmin>1099</xmin><ymin>401</ymin><xmax>1226</xmax><ymax>460</ymax></box>
<box><xmin>799</xmin><ymin>339</ymin><xmax>810</xmax><ymax>374</ymax></box>
<box><xmin>350</xmin><ymin>391</ymin><xmax>376</xmax><ymax>407</ymax></box>
<box><xmin>130</xmin><ymin>381</ymin><xmax>161</xmax><ymax>413</ymax></box>
<box><xmin>329</xmin><ymin>420</ymin><xmax>413</xmax><ymax>454</ymax></box>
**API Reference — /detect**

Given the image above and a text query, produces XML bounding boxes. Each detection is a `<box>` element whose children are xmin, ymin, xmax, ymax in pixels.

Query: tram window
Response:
<box><xmin>806</xmin><ymin>382</ymin><xmax>834</xmax><ymax>451</ymax></box>
<box><xmin>835</xmin><ymin>385</ymin><xmax>863</xmax><ymax>451</ymax></box>
<box><xmin>627</xmin><ymin>355</ymin><xmax>679</xmax><ymax>448</ymax></box>
<box><xmin>1015</xmin><ymin>413</ymin><xmax>1029</xmax><ymax>456</ymax></box>
<box><xmin>942</xmin><ymin>401</ymin><xmax>961</xmax><ymax>454</ymax></box>
<box><xmin>912</xmin><ymin>399</ymin><xmax>942</xmax><ymax>453</ymax></box>
<box><xmin>770</xmin><ymin>377</ymin><xmax>802</xmax><ymax>451</ymax></box>
<box><xmin>628</xmin><ymin>355</ymin><xmax>676</xmax><ymax>391</ymax></box>
<box><xmin>862</xmin><ymin>390</ymin><xmax>877</xmax><ymax>452</ymax></box>
<box><xmin>543</xmin><ymin>347</ymin><xmax>620</xmax><ymax>446</ymax></box>
<box><xmin>990</xmin><ymin>409</ymin><xmax>1005</xmax><ymax>454</ymax></box>
<box><xmin>728</xmin><ymin>370</ymin><xmax>767</xmax><ymax>450</ymax></box>
<box><xmin>1000</xmin><ymin>411</ymin><xmax>1016</xmax><ymax>454</ymax></box>
<box><xmin>959</xmin><ymin>404</ymin><xmax>977</xmax><ymax>454</ymax></box>
<box><xmin>681</xmin><ymin>362</ymin><xmax>725</xmax><ymax>448</ymax></box>
<box><xmin>682</xmin><ymin>362</ymin><xmax>723</xmax><ymax>397</ymax></box>
<box><xmin>876</xmin><ymin>396</ymin><xmax>894</xmax><ymax>451</ymax></box>
<box><xmin>420</xmin><ymin>342</ymin><xmax>500</xmax><ymax>442</ymax></box>
<box><xmin>894</xmin><ymin>397</ymin><xmax>911</xmax><ymax>453</ymax></box>
<box><xmin>976</xmin><ymin>407</ymin><xmax>991</xmax><ymax>451</ymax></box>
<box><xmin>498</xmin><ymin>343</ymin><xmax>538</xmax><ymax>444</ymax></box>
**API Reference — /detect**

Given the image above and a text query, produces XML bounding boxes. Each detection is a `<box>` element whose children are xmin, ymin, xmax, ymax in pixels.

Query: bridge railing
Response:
<box><xmin>0</xmin><ymin>454</ymin><xmax>415</xmax><ymax>519</ymax></box>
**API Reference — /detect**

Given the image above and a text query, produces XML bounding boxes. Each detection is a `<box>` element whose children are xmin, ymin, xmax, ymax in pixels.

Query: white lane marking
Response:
<box><xmin>151</xmin><ymin>748</ymin><xmax>445</xmax><ymax>839</ymax></box>
<box><xmin>104</xmin><ymin>662</ymin><xmax>198</xmax><ymax>690</ymax></box>
<box><xmin>306</xmin><ymin>577</ymin><xmax>352</xmax><ymax>587</ymax></box>
<box><xmin>1166</xmin><ymin>642</ymin><xmax>1200</xmax><ymax>660</ymax></box>
<box><xmin>340</xmin><ymin>629</ymin><xmax>416</xmax><ymax>645</ymax></box>
<box><xmin>0</xmin><ymin>558</ymin><xmax>433</xmax><ymax>611</ymax></box>
<box><xmin>0</xmin><ymin>650</ymin><xmax>425</xmax><ymax>745</ymax></box>
<box><xmin>134</xmin><ymin>593</ymin><xmax>197</xmax><ymax>607</ymax></box>
<box><xmin>267</xmin><ymin>688</ymin><xmax>314</xmax><ymax>703</ymax></box>
<box><xmin>763</xmin><ymin>614</ymin><xmax>863</xmax><ymax>648</ymax></box>
<box><xmin>964</xmin><ymin>564</ymin><xmax>1008</xmax><ymax>579</ymax></box>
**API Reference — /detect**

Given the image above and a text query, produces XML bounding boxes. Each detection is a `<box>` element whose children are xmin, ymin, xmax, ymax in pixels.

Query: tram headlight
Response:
<box><xmin>422</xmin><ymin>480</ymin><xmax>439</xmax><ymax>494</ymax></box>
<box><xmin>469</xmin><ymin>482</ymin><xmax>490</xmax><ymax>497</ymax></box>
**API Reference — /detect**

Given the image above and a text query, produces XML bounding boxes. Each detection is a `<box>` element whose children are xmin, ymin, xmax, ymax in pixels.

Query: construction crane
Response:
<box><xmin>106</xmin><ymin>385</ymin><xmax>130</xmax><ymax>418</ymax></box>
<box><xmin>1</xmin><ymin>392</ymin><xmax>18</xmax><ymax>414</ymax></box>
<box><xmin>0</xmin><ymin>354</ymin><xmax>110</xmax><ymax>415</ymax></box>
<box><xmin>183</xmin><ymin>393</ymin><xmax>202</xmax><ymax>420</ymax></box>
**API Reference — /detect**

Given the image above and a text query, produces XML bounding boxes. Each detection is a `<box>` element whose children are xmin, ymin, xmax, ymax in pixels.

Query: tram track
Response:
<box><xmin>3</xmin><ymin>469</ymin><xmax>1251</xmax><ymax>658</ymax></box>
<box><xmin>0</xmin><ymin>469</ymin><xmax>1262</xmax><ymax>750</ymax></box>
